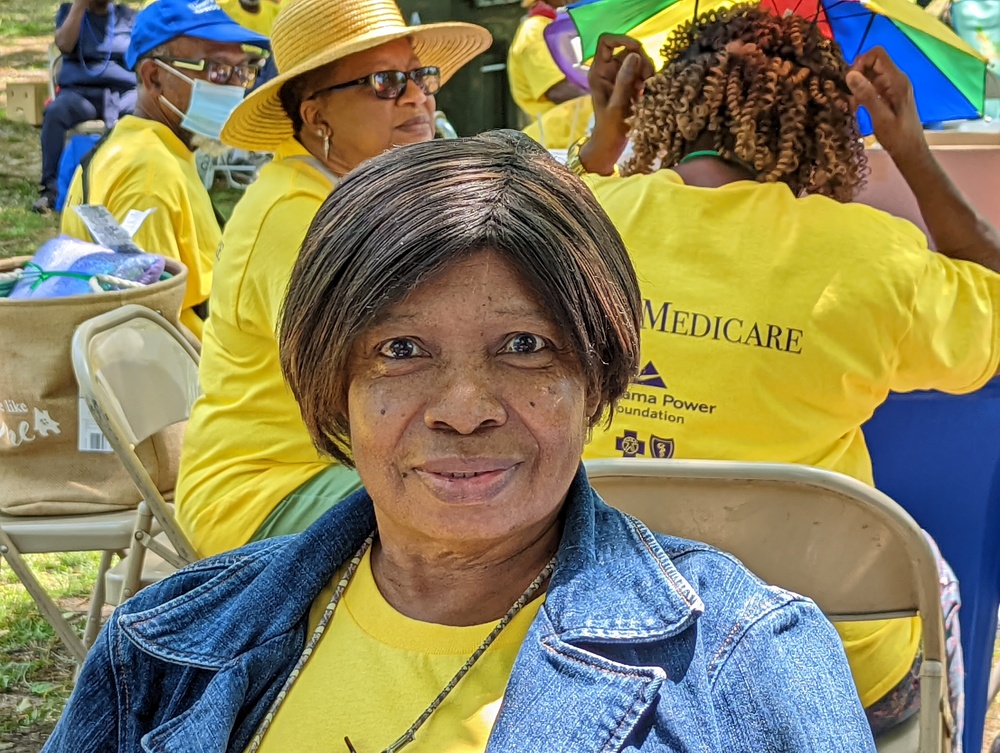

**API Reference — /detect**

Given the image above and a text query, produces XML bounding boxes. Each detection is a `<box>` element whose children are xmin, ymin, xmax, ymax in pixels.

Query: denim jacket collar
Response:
<box><xmin>543</xmin><ymin>470</ymin><xmax>704</xmax><ymax>642</ymax></box>
<box><xmin>120</xmin><ymin>468</ymin><xmax>709</xmax><ymax>753</ymax></box>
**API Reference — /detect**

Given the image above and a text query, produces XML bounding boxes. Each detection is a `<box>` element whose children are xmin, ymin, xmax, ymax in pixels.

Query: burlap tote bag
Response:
<box><xmin>0</xmin><ymin>255</ymin><xmax>188</xmax><ymax>516</ymax></box>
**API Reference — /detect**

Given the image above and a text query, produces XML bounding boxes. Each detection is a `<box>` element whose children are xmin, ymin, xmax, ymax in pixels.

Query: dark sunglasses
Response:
<box><xmin>307</xmin><ymin>66</ymin><xmax>441</xmax><ymax>101</ymax></box>
<box><xmin>156</xmin><ymin>56</ymin><xmax>264</xmax><ymax>89</ymax></box>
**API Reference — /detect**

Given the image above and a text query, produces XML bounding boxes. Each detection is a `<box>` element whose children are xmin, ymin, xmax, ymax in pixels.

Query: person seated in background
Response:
<box><xmin>60</xmin><ymin>0</ymin><xmax>267</xmax><ymax>340</ymax></box>
<box><xmin>174</xmin><ymin>0</ymin><xmax>489</xmax><ymax>556</ymax></box>
<box><xmin>575</xmin><ymin>8</ymin><xmax>1000</xmax><ymax>747</ymax></box>
<box><xmin>32</xmin><ymin>0</ymin><xmax>137</xmax><ymax>214</ymax></box>
<box><xmin>507</xmin><ymin>0</ymin><xmax>593</xmax><ymax>149</ymax></box>
<box><xmin>43</xmin><ymin>131</ymin><xmax>877</xmax><ymax>753</ymax></box>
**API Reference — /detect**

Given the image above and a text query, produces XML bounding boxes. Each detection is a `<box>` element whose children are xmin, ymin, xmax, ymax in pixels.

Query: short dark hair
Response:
<box><xmin>278</xmin><ymin>73</ymin><xmax>309</xmax><ymax>135</ymax></box>
<box><xmin>279</xmin><ymin>130</ymin><xmax>642</xmax><ymax>466</ymax></box>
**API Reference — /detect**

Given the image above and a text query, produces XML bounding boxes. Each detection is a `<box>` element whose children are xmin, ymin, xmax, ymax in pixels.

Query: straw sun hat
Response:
<box><xmin>221</xmin><ymin>0</ymin><xmax>491</xmax><ymax>151</ymax></box>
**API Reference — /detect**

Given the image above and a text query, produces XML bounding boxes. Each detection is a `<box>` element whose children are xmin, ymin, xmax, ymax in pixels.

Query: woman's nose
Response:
<box><xmin>423</xmin><ymin>368</ymin><xmax>507</xmax><ymax>434</ymax></box>
<box><xmin>399</xmin><ymin>77</ymin><xmax>429</xmax><ymax>107</ymax></box>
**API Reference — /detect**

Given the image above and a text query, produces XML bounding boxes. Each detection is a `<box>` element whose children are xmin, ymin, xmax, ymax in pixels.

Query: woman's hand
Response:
<box><xmin>580</xmin><ymin>34</ymin><xmax>655</xmax><ymax>175</ymax></box>
<box><xmin>848</xmin><ymin>47</ymin><xmax>1000</xmax><ymax>273</ymax></box>
<box><xmin>55</xmin><ymin>0</ymin><xmax>92</xmax><ymax>54</ymax></box>
<box><xmin>846</xmin><ymin>47</ymin><xmax>928</xmax><ymax>163</ymax></box>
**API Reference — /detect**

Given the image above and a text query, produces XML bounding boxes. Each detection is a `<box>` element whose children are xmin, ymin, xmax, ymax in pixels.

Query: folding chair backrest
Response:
<box><xmin>864</xmin><ymin>378</ymin><xmax>1000</xmax><ymax>753</ymax></box>
<box><xmin>585</xmin><ymin>458</ymin><xmax>949</xmax><ymax>752</ymax></box>
<box><xmin>72</xmin><ymin>305</ymin><xmax>200</xmax><ymax>563</ymax></box>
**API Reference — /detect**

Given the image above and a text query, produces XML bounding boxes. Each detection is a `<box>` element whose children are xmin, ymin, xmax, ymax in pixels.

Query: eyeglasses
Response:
<box><xmin>307</xmin><ymin>66</ymin><xmax>441</xmax><ymax>101</ymax></box>
<box><xmin>156</xmin><ymin>56</ymin><xmax>264</xmax><ymax>89</ymax></box>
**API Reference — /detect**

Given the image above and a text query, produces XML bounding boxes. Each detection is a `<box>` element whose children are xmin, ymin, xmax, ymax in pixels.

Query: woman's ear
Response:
<box><xmin>300</xmin><ymin>98</ymin><xmax>329</xmax><ymax>136</ymax></box>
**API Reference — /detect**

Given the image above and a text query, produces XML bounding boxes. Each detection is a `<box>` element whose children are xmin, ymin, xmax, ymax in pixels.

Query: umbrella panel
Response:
<box><xmin>827</xmin><ymin>6</ymin><xmax>983</xmax><ymax>128</ymax></box>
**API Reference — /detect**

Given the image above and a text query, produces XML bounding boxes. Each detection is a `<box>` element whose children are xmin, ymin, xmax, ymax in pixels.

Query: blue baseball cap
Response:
<box><xmin>125</xmin><ymin>0</ymin><xmax>269</xmax><ymax>70</ymax></box>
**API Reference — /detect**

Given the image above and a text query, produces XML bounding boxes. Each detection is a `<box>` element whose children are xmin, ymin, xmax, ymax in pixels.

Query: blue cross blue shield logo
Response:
<box><xmin>615</xmin><ymin>430</ymin><xmax>645</xmax><ymax>458</ymax></box>
<box><xmin>650</xmin><ymin>435</ymin><xmax>675</xmax><ymax>459</ymax></box>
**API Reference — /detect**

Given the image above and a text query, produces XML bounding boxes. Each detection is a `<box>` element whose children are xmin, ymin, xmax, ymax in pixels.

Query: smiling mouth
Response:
<box><xmin>412</xmin><ymin>462</ymin><xmax>519</xmax><ymax>503</ymax></box>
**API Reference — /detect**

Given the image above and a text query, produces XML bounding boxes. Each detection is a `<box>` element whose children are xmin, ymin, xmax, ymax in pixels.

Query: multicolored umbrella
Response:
<box><xmin>557</xmin><ymin>0</ymin><xmax>989</xmax><ymax>131</ymax></box>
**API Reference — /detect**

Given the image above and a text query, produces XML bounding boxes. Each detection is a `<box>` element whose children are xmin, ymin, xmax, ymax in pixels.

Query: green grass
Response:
<box><xmin>0</xmin><ymin>552</ymin><xmax>101</xmax><ymax>737</ymax></box>
<box><xmin>0</xmin><ymin>0</ymin><xmax>59</xmax><ymax>40</ymax></box>
<box><xmin>0</xmin><ymin>117</ymin><xmax>58</xmax><ymax>261</ymax></box>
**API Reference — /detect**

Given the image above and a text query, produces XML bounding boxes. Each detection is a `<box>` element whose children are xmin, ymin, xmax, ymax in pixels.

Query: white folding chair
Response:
<box><xmin>0</xmin><ymin>509</ymin><xmax>135</xmax><ymax>665</ymax></box>
<box><xmin>585</xmin><ymin>458</ymin><xmax>951</xmax><ymax>753</ymax></box>
<box><xmin>71</xmin><ymin>305</ymin><xmax>199</xmax><ymax>606</ymax></box>
<box><xmin>195</xmin><ymin>149</ymin><xmax>266</xmax><ymax>190</ymax></box>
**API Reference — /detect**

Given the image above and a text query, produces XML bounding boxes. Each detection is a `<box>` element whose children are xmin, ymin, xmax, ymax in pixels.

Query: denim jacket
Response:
<box><xmin>44</xmin><ymin>468</ymin><xmax>875</xmax><ymax>752</ymax></box>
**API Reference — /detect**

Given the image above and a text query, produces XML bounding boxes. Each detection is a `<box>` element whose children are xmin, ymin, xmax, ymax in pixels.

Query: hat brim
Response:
<box><xmin>221</xmin><ymin>22</ymin><xmax>491</xmax><ymax>151</ymax></box>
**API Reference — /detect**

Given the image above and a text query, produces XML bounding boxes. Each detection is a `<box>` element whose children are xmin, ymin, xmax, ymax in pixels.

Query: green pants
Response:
<box><xmin>250</xmin><ymin>464</ymin><xmax>363</xmax><ymax>542</ymax></box>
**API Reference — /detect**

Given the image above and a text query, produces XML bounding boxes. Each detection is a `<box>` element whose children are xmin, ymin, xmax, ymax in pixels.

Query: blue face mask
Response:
<box><xmin>157</xmin><ymin>60</ymin><xmax>245</xmax><ymax>141</ymax></box>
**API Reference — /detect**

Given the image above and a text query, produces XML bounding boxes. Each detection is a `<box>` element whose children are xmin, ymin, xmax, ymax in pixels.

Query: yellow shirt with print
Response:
<box><xmin>61</xmin><ymin>115</ymin><xmax>219</xmax><ymax>339</ymax></box>
<box><xmin>176</xmin><ymin>138</ymin><xmax>337</xmax><ymax>556</ymax></box>
<box><xmin>255</xmin><ymin>548</ymin><xmax>542</xmax><ymax>753</ymax></box>
<box><xmin>507</xmin><ymin>13</ymin><xmax>592</xmax><ymax>149</ymax></box>
<box><xmin>217</xmin><ymin>0</ymin><xmax>281</xmax><ymax>36</ymax></box>
<box><xmin>583</xmin><ymin>169</ymin><xmax>1000</xmax><ymax>708</ymax></box>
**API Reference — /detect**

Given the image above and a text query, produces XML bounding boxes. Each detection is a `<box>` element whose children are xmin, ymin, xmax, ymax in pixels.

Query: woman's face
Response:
<box><xmin>305</xmin><ymin>39</ymin><xmax>435</xmax><ymax>172</ymax></box>
<box><xmin>347</xmin><ymin>250</ymin><xmax>592</xmax><ymax>550</ymax></box>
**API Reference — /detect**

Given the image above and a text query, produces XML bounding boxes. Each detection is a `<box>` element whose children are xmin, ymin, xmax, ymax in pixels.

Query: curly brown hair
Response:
<box><xmin>625</xmin><ymin>4</ymin><xmax>868</xmax><ymax>201</ymax></box>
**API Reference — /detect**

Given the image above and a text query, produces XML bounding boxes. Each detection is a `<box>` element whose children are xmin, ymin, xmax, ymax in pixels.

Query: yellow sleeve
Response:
<box><xmin>62</xmin><ymin>167</ymin><xmax>210</xmax><ymax>324</ymax></box>
<box><xmin>229</xmin><ymin>193</ymin><xmax>322</xmax><ymax>335</ymax></box>
<box><xmin>510</xmin><ymin>17</ymin><xmax>568</xmax><ymax>105</ymax></box>
<box><xmin>891</xmin><ymin>250</ymin><xmax>1000</xmax><ymax>394</ymax></box>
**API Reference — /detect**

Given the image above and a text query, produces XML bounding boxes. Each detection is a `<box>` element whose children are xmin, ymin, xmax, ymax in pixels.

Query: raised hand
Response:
<box><xmin>846</xmin><ymin>46</ymin><xmax>927</xmax><ymax>161</ymax></box>
<box><xmin>581</xmin><ymin>34</ymin><xmax>655</xmax><ymax>174</ymax></box>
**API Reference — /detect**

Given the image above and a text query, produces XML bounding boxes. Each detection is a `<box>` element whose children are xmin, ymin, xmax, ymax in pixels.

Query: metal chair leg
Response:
<box><xmin>0</xmin><ymin>527</ymin><xmax>87</xmax><ymax>665</ymax></box>
<box><xmin>82</xmin><ymin>549</ymin><xmax>114</xmax><ymax>649</ymax></box>
<box><xmin>121</xmin><ymin>501</ymin><xmax>153</xmax><ymax>600</ymax></box>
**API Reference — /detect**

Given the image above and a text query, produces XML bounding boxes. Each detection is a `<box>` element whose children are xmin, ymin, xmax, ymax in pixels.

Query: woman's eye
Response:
<box><xmin>377</xmin><ymin>338</ymin><xmax>427</xmax><ymax>359</ymax></box>
<box><xmin>502</xmin><ymin>333</ymin><xmax>546</xmax><ymax>354</ymax></box>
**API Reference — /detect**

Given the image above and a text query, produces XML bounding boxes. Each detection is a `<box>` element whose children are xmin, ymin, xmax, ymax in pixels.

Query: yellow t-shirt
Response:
<box><xmin>583</xmin><ymin>169</ymin><xmax>1000</xmax><ymax>707</ymax></box>
<box><xmin>217</xmin><ymin>0</ymin><xmax>281</xmax><ymax>36</ymax></box>
<box><xmin>507</xmin><ymin>14</ymin><xmax>592</xmax><ymax>149</ymax></box>
<box><xmin>256</xmin><ymin>548</ymin><xmax>542</xmax><ymax>752</ymax></box>
<box><xmin>176</xmin><ymin>138</ymin><xmax>337</xmax><ymax>556</ymax></box>
<box><xmin>61</xmin><ymin>116</ymin><xmax>219</xmax><ymax>339</ymax></box>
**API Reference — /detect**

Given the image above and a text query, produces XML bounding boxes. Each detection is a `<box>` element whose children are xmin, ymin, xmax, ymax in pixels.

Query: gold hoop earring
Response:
<box><xmin>322</xmin><ymin>131</ymin><xmax>330</xmax><ymax>162</ymax></box>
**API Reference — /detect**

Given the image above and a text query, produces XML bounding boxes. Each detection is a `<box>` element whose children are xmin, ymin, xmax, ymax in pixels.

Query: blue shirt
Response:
<box><xmin>55</xmin><ymin>3</ymin><xmax>135</xmax><ymax>91</ymax></box>
<box><xmin>43</xmin><ymin>468</ymin><xmax>876</xmax><ymax>752</ymax></box>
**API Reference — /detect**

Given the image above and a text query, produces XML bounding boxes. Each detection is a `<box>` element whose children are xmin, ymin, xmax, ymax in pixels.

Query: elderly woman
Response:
<box><xmin>174</xmin><ymin>0</ymin><xmax>490</xmax><ymax>556</ymax></box>
<box><xmin>44</xmin><ymin>132</ymin><xmax>875</xmax><ymax>752</ymax></box>
<box><xmin>575</xmin><ymin>7</ymin><xmax>1000</xmax><ymax>746</ymax></box>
